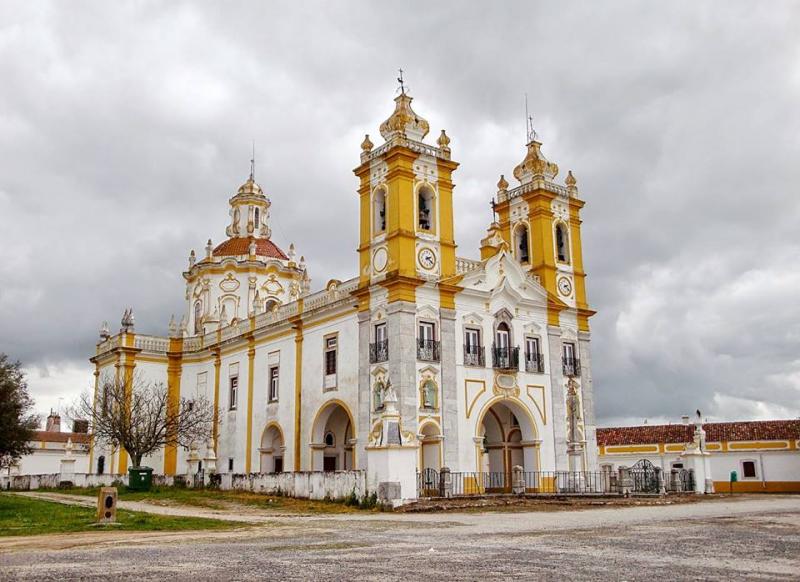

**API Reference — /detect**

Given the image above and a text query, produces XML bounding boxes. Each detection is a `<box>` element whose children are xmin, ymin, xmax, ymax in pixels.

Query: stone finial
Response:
<box><xmin>288</xmin><ymin>243</ymin><xmax>296</xmax><ymax>263</ymax></box>
<box><xmin>65</xmin><ymin>437</ymin><xmax>73</xmax><ymax>457</ymax></box>
<box><xmin>189</xmin><ymin>249</ymin><xmax>196</xmax><ymax>268</ymax></box>
<box><xmin>99</xmin><ymin>321</ymin><xmax>110</xmax><ymax>340</ymax></box>
<box><xmin>178</xmin><ymin>315</ymin><xmax>188</xmax><ymax>335</ymax></box>
<box><xmin>168</xmin><ymin>314</ymin><xmax>178</xmax><ymax>336</ymax></box>
<box><xmin>565</xmin><ymin>170</ymin><xmax>578</xmax><ymax>196</ymax></box>
<box><xmin>120</xmin><ymin>308</ymin><xmax>135</xmax><ymax>333</ymax></box>
<box><xmin>252</xmin><ymin>290</ymin><xmax>262</xmax><ymax>315</ymax></box>
<box><xmin>361</xmin><ymin>134</ymin><xmax>373</xmax><ymax>152</ymax></box>
<box><xmin>248</xmin><ymin>239</ymin><xmax>257</xmax><ymax>257</ymax></box>
<box><xmin>205</xmin><ymin>239</ymin><xmax>213</xmax><ymax>258</ymax></box>
<box><xmin>219</xmin><ymin>304</ymin><xmax>228</xmax><ymax>325</ymax></box>
<box><xmin>497</xmin><ymin>174</ymin><xmax>509</xmax><ymax>192</ymax></box>
<box><xmin>299</xmin><ymin>255</ymin><xmax>306</xmax><ymax>271</ymax></box>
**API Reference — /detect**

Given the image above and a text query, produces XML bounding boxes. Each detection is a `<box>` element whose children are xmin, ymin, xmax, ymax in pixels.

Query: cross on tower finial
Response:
<box><xmin>525</xmin><ymin>93</ymin><xmax>538</xmax><ymax>143</ymax></box>
<box><xmin>397</xmin><ymin>68</ymin><xmax>406</xmax><ymax>95</ymax></box>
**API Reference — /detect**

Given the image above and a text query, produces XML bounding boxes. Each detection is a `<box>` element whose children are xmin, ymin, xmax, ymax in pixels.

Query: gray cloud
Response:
<box><xmin>1</xmin><ymin>1</ymin><xmax>798</xmax><ymax>425</ymax></box>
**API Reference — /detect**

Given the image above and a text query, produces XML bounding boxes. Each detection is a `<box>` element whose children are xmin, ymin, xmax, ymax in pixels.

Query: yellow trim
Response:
<box><xmin>293</xmin><ymin>305</ymin><xmax>304</xmax><ymax>471</ymax></box>
<box><xmin>728</xmin><ymin>440</ymin><xmax>789</xmax><ymax>450</ymax></box>
<box><xmin>705</xmin><ymin>443</ymin><xmax>721</xmax><ymax>451</ymax></box>
<box><xmin>525</xmin><ymin>384</ymin><xmax>547</xmax><ymax>425</ymax></box>
<box><xmin>665</xmin><ymin>444</ymin><xmax>686</xmax><ymax>452</ymax></box>
<box><xmin>713</xmin><ymin>481</ymin><xmax>800</xmax><ymax>493</ymax></box>
<box><xmin>163</xmin><ymin>337</ymin><xmax>184</xmax><ymax>475</ymax></box>
<box><xmin>212</xmin><ymin>350</ymin><xmax>221</xmax><ymax>453</ymax></box>
<box><xmin>464</xmin><ymin>379</ymin><xmax>486</xmax><ymax>419</ymax></box>
<box><xmin>604</xmin><ymin>444</ymin><xmax>659</xmax><ymax>454</ymax></box>
<box><xmin>244</xmin><ymin>338</ymin><xmax>256</xmax><ymax>473</ymax></box>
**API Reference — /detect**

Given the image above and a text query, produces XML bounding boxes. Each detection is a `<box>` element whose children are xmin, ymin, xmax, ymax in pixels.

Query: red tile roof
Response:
<box><xmin>32</xmin><ymin>431</ymin><xmax>90</xmax><ymax>445</ymax></box>
<box><xmin>597</xmin><ymin>420</ymin><xmax>800</xmax><ymax>447</ymax></box>
<box><xmin>212</xmin><ymin>237</ymin><xmax>288</xmax><ymax>260</ymax></box>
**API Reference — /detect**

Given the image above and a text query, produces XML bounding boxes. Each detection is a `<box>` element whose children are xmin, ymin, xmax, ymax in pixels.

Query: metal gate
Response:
<box><xmin>417</xmin><ymin>468</ymin><xmax>439</xmax><ymax>497</ymax></box>
<box><xmin>631</xmin><ymin>459</ymin><xmax>659</xmax><ymax>493</ymax></box>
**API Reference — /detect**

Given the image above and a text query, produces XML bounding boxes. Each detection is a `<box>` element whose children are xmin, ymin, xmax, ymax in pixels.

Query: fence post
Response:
<box><xmin>439</xmin><ymin>466</ymin><xmax>452</xmax><ymax>498</ymax></box>
<box><xmin>671</xmin><ymin>469</ymin><xmax>681</xmax><ymax>492</ymax></box>
<box><xmin>512</xmin><ymin>465</ymin><xmax>525</xmax><ymax>495</ymax></box>
<box><xmin>656</xmin><ymin>467</ymin><xmax>666</xmax><ymax>496</ymax></box>
<box><xmin>618</xmin><ymin>466</ymin><xmax>632</xmax><ymax>497</ymax></box>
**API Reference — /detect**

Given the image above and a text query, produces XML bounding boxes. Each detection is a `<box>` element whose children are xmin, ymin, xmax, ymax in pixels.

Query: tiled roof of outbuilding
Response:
<box><xmin>32</xmin><ymin>431</ymin><xmax>90</xmax><ymax>444</ymax></box>
<box><xmin>597</xmin><ymin>419</ymin><xmax>800</xmax><ymax>447</ymax></box>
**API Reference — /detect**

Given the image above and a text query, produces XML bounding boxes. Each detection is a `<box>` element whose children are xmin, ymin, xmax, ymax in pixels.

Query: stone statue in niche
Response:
<box><xmin>422</xmin><ymin>379</ymin><xmax>437</xmax><ymax>409</ymax></box>
<box><xmin>373</xmin><ymin>377</ymin><xmax>385</xmax><ymax>411</ymax></box>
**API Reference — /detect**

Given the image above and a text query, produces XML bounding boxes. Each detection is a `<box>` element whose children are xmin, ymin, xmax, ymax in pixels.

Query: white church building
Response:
<box><xmin>90</xmin><ymin>87</ymin><xmax>598</xmax><ymax>498</ymax></box>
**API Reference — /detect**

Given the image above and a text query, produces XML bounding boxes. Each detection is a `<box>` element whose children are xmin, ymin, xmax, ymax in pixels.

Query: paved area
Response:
<box><xmin>1</xmin><ymin>495</ymin><xmax>798</xmax><ymax>580</ymax></box>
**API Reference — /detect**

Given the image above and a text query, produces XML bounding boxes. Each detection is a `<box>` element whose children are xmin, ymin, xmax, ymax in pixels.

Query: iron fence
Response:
<box><xmin>463</xmin><ymin>345</ymin><xmax>485</xmax><ymax>367</ymax></box>
<box><xmin>369</xmin><ymin>340</ymin><xmax>388</xmax><ymax>363</ymax></box>
<box><xmin>418</xmin><ymin>470</ymin><xmax>621</xmax><ymax>497</ymax></box>
<box><xmin>417</xmin><ymin>339</ymin><xmax>441</xmax><ymax>362</ymax></box>
<box><xmin>492</xmin><ymin>345</ymin><xmax>520</xmax><ymax>370</ymax></box>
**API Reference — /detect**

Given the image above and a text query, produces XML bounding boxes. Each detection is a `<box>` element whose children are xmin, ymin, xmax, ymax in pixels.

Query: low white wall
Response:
<box><xmin>1</xmin><ymin>470</ymin><xmax>366</xmax><ymax>501</ymax></box>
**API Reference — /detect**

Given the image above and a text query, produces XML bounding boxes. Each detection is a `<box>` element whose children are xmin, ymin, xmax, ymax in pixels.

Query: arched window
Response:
<box><xmin>515</xmin><ymin>225</ymin><xmax>530</xmax><ymax>263</ymax></box>
<box><xmin>418</xmin><ymin>185</ymin><xmax>435</xmax><ymax>231</ymax></box>
<box><xmin>373</xmin><ymin>187</ymin><xmax>387</xmax><ymax>234</ymax></box>
<box><xmin>97</xmin><ymin>455</ymin><xmax>105</xmax><ymax>475</ymax></box>
<box><xmin>194</xmin><ymin>301</ymin><xmax>203</xmax><ymax>334</ymax></box>
<box><xmin>556</xmin><ymin>223</ymin><xmax>570</xmax><ymax>263</ymax></box>
<box><xmin>264</xmin><ymin>298</ymin><xmax>279</xmax><ymax>312</ymax></box>
<box><xmin>495</xmin><ymin>321</ymin><xmax>510</xmax><ymax>350</ymax></box>
<box><xmin>324</xmin><ymin>431</ymin><xmax>335</xmax><ymax>447</ymax></box>
<box><xmin>254</xmin><ymin>207</ymin><xmax>260</xmax><ymax>227</ymax></box>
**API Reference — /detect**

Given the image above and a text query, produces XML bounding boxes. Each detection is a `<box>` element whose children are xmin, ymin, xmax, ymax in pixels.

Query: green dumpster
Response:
<box><xmin>128</xmin><ymin>467</ymin><xmax>154</xmax><ymax>491</ymax></box>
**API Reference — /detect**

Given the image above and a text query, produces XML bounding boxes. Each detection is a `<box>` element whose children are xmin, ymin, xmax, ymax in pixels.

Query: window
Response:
<box><xmin>196</xmin><ymin>371</ymin><xmax>207</xmax><ymax>396</ymax></box>
<box><xmin>556</xmin><ymin>223</ymin><xmax>570</xmax><ymax>263</ymax></box>
<box><xmin>525</xmin><ymin>337</ymin><xmax>543</xmax><ymax>373</ymax></box>
<box><xmin>254</xmin><ymin>207</ymin><xmax>260</xmax><ymax>227</ymax></box>
<box><xmin>228</xmin><ymin>458</ymin><xmax>234</xmax><ymax>472</ymax></box>
<box><xmin>419</xmin><ymin>322</ymin><xmax>435</xmax><ymax>343</ymax></box>
<box><xmin>464</xmin><ymin>328</ymin><xmax>483</xmax><ymax>366</ymax></box>
<box><xmin>742</xmin><ymin>460</ymin><xmax>757</xmax><ymax>479</ymax></box>
<box><xmin>228</xmin><ymin>363</ymin><xmax>239</xmax><ymax>410</ymax></box>
<box><xmin>563</xmin><ymin>342</ymin><xmax>579</xmax><ymax>376</ymax></box>
<box><xmin>324</xmin><ymin>336</ymin><xmax>338</xmax><ymax>390</ymax></box>
<box><xmin>274</xmin><ymin>457</ymin><xmax>283</xmax><ymax>473</ymax></box>
<box><xmin>371</xmin><ymin>323</ymin><xmax>388</xmax><ymax>363</ymax></box>
<box><xmin>495</xmin><ymin>322</ymin><xmax>510</xmax><ymax>349</ymax></box>
<box><xmin>418</xmin><ymin>322</ymin><xmax>439</xmax><ymax>361</ymax></box>
<box><xmin>324</xmin><ymin>431</ymin><xmax>335</xmax><ymax>447</ymax></box>
<box><xmin>515</xmin><ymin>225</ymin><xmax>530</xmax><ymax>263</ymax></box>
<box><xmin>264</xmin><ymin>298</ymin><xmax>279</xmax><ymax>312</ymax></box>
<box><xmin>194</xmin><ymin>301</ymin><xmax>203</xmax><ymax>334</ymax></box>
<box><xmin>418</xmin><ymin>185</ymin><xmax>434</xmax><ymax>231</ymax></box>
<box><xmin>374</xmin><ymin>187</ymin><xmax>387</xmax><ymax>233</ymax></box>
<box><xmin>375</xmin><ymin>322</ymin><xmax>387</xmax><ymax>344</ymax></box>
<box><xmin>268</xmin><ymin>366</ymin><xmax>279</xmax><ymax>402</ymax></box>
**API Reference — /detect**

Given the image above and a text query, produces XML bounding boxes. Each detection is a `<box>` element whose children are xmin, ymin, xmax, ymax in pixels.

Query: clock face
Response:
<box><xmin>558</xmin><ymin>276</ymin><xmax>573</xmax><ymax>297</ymax></box>
<box><xmin>418</xmin><ymin>248</ymin><xmax>437</xmax><ymax>270</ymax></box>
<box><xmin>372</xmin><ymin>247</ymin><xmax>388</xmax><ymax>273</ymax></box>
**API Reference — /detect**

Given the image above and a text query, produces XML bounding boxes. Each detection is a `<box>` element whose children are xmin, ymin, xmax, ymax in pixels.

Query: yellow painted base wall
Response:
<box><xmin>713</xmin><ymin>481</ymin><xmax>800</xmax><ymax>493</ymax></box>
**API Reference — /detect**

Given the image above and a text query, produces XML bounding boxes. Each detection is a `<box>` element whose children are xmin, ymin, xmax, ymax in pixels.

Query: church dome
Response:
<box><xmin>379</xmin><ymin>93</ymin><xmax>430</xmax><ymax>141</ymax></box>
<box><xmin>213</xmin><ymin>237</ymin><xmax>288</xmax><ymax>260</ymax></box>
<box><xmin>236</xmin><ymin>176</ymin><xmax>264</xmax><ymax>197</ymax></box>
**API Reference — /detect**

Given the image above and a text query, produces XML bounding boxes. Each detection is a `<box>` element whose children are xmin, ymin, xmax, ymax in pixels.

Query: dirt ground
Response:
<box><xmin>1</xmin><ymin>494</ymin><xmax>798</xmax><ymax>580</ymax></box>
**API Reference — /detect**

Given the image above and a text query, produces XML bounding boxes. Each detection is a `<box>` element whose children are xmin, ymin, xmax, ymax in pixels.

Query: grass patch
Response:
<box><xmin>43</xmin><ymin>486</ymin><xmax>380</xmax><ymax>514</ymax></box>
<box><xmin>0</xmin><ymin>493</ymin><xmax>242</xmax><ymax>537</ymax></box>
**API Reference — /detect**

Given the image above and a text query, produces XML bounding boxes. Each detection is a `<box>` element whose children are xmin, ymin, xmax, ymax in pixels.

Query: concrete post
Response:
<box><xmin>656</xmin><ymin>467</ymin><xmax>666</xmax><ymax>496</ymax></box>
<box><xmin>671</xmin><ymin>468</ymin><xmax>681</xmax><ymax>492</ymax></box>
<box><xmin>512</xmin><ymin>465</ymin><xmax>525</xmax><ymax>495</ymax></box>
<box><xmin>618</xmin><ymin>465</ymin><xmax>632</xmax><ymax>497</ymax></box>
<box><xmin>439</xmin><ymin>466</ymin><xmax>452</xmax><ymax>498</ymax></box>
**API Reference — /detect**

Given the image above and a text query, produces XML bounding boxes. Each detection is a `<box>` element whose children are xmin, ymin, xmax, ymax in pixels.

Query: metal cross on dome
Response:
<box><xmin>397</xmin><ymin>68</ymin><xmax>407</xmax><ymax>95</ymax></box>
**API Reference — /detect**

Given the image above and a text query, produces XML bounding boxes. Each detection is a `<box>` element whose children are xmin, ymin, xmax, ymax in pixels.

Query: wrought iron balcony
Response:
<box><xmin>463</xmin><ymin>345</ymin><xmax>485</xmax><ymax>367</ymax></box>
<box><xmin>369</xmin><ymin>340</ymin><xmax>389</xmax><ymax>364</ymax></box>
<box><xmin>525</xmin><ymin>352</ymin><xmax>545</xmax><ymax>373</ymax></box>
<box><xmin>563</xmin><ymin>357</ymin><xmax>581</xmax><ymax>377</ymax></box>
<box><xmin>417</xmin><ymin>339</ymin><xmax>440</xmax><ymax>362</ymax></box>
<box><xmin>492</xmin><ymin>345</ymin><xmax>520</xmax><ymax>371</ymax></box>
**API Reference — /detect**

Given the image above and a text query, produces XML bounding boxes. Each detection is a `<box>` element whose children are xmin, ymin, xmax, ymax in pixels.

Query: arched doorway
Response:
<box><xmin>259</xmin><ymin>423</ymin><xmax>285</xmax><ymax>473</ymax></box>
<box><xmin>419</xmin><ymin>421</ymin><xmax>443</xmax><ymax>472</ymax></box>
<box><xmin>477</xmin><ymin>399</ymin><xmax>539</xmax><ymax>491</ymax></box>
<box><xmin>310</xmin><ymin>401</ymin><xmax>355</xmax><ymax>471</ymax></box>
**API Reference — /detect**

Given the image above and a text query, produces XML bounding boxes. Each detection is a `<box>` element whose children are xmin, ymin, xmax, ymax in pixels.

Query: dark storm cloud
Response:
<box><xmin>1</xmin><ymin>1</ymin><xmax>798</xmax><ymax>423</ymax></box>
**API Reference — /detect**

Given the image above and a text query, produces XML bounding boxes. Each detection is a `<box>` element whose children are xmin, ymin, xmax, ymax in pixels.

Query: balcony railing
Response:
<box><xmin>417</xmin><ymin>339</ymin><xmax>440</xmax><ymax>362</ymax></box>
<box><xmin>492</xmin><ymin>345</ymin><xmax>520</xmax><ymax>371</ymax></box>
<box><xmin>525</xmin><ymin>353</ymin><xmax>545</xmax><ymax>373</ymax></box>
<box><xmin>369</xmin><ymin>340</ymin><xmax>388</xmax><ymax>364</ymax></box>
<box><xmin>563</xmin><ymin>357</ymin><xmax>581</xmax><ymax>377</ymax></box>
<box><xmin>463</xmin><ymin>345</ymin><xmax>485</xmax><ymax>367</ymax></box>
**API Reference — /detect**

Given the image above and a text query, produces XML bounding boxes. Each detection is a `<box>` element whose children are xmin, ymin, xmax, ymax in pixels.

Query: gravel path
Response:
<box><xmin>1</xmin><ymin>494</ymin><xmax>798</xmax><ymax>580</ymax></box>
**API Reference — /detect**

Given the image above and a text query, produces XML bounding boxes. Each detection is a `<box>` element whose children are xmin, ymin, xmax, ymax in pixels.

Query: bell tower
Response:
<box><xmin>492</xmin><ymin>136</ymin><xmax>593</xmax><ymax>330</ymax></box>
<box><xmin>353</xmin><ymin>84</ymin><xmax>459</xmax><ymax>308</ymax></box>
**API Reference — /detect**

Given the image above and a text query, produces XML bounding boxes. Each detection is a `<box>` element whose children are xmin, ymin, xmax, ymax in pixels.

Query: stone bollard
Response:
<box><xmin>512</xmin><ymin>465</ymin><xmax>525</xmax><ymax>495</ymax></box>
<box><xmin>439</xmin><ymin>466</ymin><xmax>452</xmax><ymax>498</ymax></box>
<box><xmin>618</xmin><ymin>466</ymin><xmax>632</xmax><ymax>497</ymax></box>
<box><xmin>671</xmin><ymin>469</ymin><xmax>682</xmax><ymax>492</ymax></box>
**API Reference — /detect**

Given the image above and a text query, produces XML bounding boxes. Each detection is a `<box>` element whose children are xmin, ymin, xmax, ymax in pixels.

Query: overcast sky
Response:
<box><xmin>1</xmin><ymin>1</ymin><xmax>798</xmax><ymax>428</ymax></box>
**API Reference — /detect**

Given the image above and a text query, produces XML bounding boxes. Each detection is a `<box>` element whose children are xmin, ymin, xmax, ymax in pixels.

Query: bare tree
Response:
<box><xmin>73</xmin><ymin>373</ymin><xmax>215</xmax><ymax>469</ymax></box>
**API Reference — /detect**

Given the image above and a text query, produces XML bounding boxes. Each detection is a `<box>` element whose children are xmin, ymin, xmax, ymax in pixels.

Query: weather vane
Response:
<box><xmin>250</xmin><ymin>140</ymin><xmax>255</xmax><ymax>180</ymax></box>
<box><xmin>397</xmin><ymin>68</ymin><xmax>406</xmax><ymax>95</ymax></box>
<box><xmin>525</xmin><ymin>93</ymin><xmax>538</xmax><ymax>143</ymax></box>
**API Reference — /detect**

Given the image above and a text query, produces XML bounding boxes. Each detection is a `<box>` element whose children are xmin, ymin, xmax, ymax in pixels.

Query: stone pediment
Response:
<box><xmin>460</xmin><ymin>251</ymin><xmax>546</xmax><ymax>305</ymax></box>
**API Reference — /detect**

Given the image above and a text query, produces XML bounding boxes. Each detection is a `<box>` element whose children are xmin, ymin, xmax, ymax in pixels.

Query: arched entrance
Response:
<box><xmin>419</xmin><ymin>421</ymin><xmax>443</xmax><ymax>472</ymax></box>
<box><xmin>477</xmin><ymin>398</ymin><xmax>539</xmax><ymax>491</ymax></box>
<box><xmin>310</xmin><ymin>400</ymin><xmax>355</xmax><ymax>471</ymax></box>
<box><xmin>259</xmin><ymin>423</ymin><xmax>285</xmax><ymax>473</ymax></box>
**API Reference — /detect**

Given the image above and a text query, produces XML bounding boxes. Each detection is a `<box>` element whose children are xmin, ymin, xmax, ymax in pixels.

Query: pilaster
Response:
<box><xmin>439</xmin><ymin>308</ymin><xmax>459</xmax><ymax>468</ymax></box>
<box><xmin>547</xmin><ymin>325</ymin><xmax>568</xmax><ymax>471</ymax></box>
<box><xmin>387</xmin><ymin>300</ymin><xmax>419</xmax><ymax>437</ymax></box>
<box><xmin>578</xmin><ymin>330</ymin><xmax>598</xmax><ymax>472</ymax></box>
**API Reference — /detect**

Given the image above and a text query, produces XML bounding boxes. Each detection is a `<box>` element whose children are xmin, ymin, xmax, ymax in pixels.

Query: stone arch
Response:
<box><xmin>372</xmin><ymin>185</ymin><xmax>387</xmax><ymax>235</ymax></box>
<box><xmin>310</xmin><ymin>399</ymin><xmax>356</xmax><ymax>471</ymax></box>
<box><xmin>416</xmin><ymin>181</ymin><xmax>436</xmax><ymax>232</ymax></box>
<box><xmin>513</xmin><ymin>221</ymin><xmax>531</xmax><ymax>264</ymax></box>
<box><xmin>259</xmin><ymin>422</ymin><xmax>285</xmax><ymax>473</ymax></box>
<box><xmin>418</xmin><ymin>419</ymin><xmax>443</xmax><ymax>472</ymax></box>
<box><xmin>475</xmin><ymin>397</ymin><xmax>539</xmax><ymax>476</ymax></box>
<box><xmin>554</xmin><ymin>221</ymin><xmax>570</xmax><ymax>264</ymax></box>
